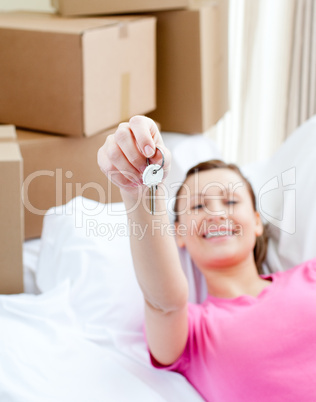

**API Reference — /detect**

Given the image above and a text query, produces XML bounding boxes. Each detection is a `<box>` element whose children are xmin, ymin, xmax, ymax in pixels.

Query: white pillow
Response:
<box><xmin>37</xmin><ymin>197</ymin><xmax>145</xmax><ymax>335</ymax></box>
<box><xmin>242</xmin><ymin>115</ymin><xmax>316</xmax><ymax>272</ymax></box>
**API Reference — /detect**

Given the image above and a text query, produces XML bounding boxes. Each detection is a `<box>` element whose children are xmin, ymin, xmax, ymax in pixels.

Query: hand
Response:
<box><xmin>97</xmin><ymin>116</ymin><xmax>171</xmax><ymax>198</ymax></box>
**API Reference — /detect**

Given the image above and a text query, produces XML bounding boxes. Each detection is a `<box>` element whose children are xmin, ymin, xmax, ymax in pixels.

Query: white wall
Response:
<box><xmin>0</xmin><ymin>0</ymin><xmax>54</xmax><ymax>12</ymax></box>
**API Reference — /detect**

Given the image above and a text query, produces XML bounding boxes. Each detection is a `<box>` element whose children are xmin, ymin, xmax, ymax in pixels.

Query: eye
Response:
<box><xmin>191</xmin><ymin>203</ymin><xmax>203</xmax><ymax>210</ymax></box>
<box><xmin>226</xmin><ymin>200</ymin><xmax>237</xmax><ymax>205</ymax></box>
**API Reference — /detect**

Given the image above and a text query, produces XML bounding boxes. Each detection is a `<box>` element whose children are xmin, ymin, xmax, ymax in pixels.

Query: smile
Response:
<box><xmin>204</xmin><ymin>230</ymin><xmax>234</xmax><ymax>239</ymax></box>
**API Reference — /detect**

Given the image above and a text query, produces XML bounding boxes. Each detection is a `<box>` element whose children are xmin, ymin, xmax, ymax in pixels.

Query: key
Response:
<box><xmin>142</xmin><ymin>164</ymin><xmax>164</xmax><ymax>214</ymax></box>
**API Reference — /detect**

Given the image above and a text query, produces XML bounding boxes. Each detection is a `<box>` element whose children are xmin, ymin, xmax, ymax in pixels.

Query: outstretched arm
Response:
<box><xmin>98</xmin><ymin>116</ymin><xmax>189</xmax><ymax>365</ymax></box>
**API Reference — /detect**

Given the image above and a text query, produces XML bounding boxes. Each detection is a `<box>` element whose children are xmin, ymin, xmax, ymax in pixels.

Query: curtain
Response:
<box><xmin>207</xmin><ymin>0</ymin><xmax>316</xmax><ymax>165</ymax></box>
<box><xmin>286</xmin><ymin>0</ymin><xmax>316</xmax><ymax>137</ymax></box>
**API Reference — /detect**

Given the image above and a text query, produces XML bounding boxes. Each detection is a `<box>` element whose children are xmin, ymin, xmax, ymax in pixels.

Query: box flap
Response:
<box><xmin>17</xmin><ymin>130</ymin><xmax>64</xmax><ymax>144</ymax></box>
<box><xmin>0</xmin><ymin>143</ymin><xmax>22</xmax><ymax>162</ymax></box>
<box><xmin>52</xmin><ymin>0</ymin><xmax>189</xmax><ymax>16</ymax></box>
<box><xmin>0</xmin><ymin>125</ymin><xmax>22</xmax><ymax>163</ymax></box>
<box><xmin>0</xmin><ymin>125</ymin><xmax>17</xmax><ymax>140</ymax></box>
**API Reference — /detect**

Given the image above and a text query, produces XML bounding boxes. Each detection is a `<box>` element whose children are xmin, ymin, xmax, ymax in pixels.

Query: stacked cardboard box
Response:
<box><xmin>0</xmin><ymin>126</ymin><xmax>24</xmax><ymax>294</ymax></box>
<box><xmin>0</xmin><ymin>1</ymin><xmax>228</xmax><ymax>293</ymax></box>
<box><xmin>148</xmin><ymin>1</ymin><xmax>229</xmax><ymax>133</ymax></box>
<box><xmin>18</xmin><ymin>128</ymin><xmax>122</xmax><ymax>240</ymax></box>
<box><xmin>51</xmin><ymin>0</ymin><xmax>229</xmax><ymax>133</ymax></box>
<box><xmin>0</xmin><ymin>10</ymin><xmax>157</xmax><ymax>293</ymax></box>
<box><xmin>0</xmin><ymin>12</ymin><xmax>156</xmax><ymax>136</ymax></box>
<box><xmin>0</xmin><ymin>3</ymin><xmax>228</xmax><ymax>136</ymax></box>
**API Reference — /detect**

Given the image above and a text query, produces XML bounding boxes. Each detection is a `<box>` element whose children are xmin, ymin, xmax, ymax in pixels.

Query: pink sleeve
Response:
<box><xmin>301</xmin><ymin>258</ymin><xmax>316</xmax><ymax>281</ymax></box>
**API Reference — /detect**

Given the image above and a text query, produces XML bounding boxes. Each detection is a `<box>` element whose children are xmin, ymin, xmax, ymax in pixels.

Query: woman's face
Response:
<box><xmin>175</xmin><ymin>168</ymin><xmax>263</xmax><ymax>272</ymax></box>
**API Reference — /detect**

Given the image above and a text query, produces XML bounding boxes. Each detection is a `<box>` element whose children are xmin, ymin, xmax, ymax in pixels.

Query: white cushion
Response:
<box><xmin>37</xmin><ymin>198</ymin><xmax>145</xmax><ymax>335</ymax></box>
<box><xmin>242</xmin><ymin>115</ymin><xmax>316</xmax><ymax>272</ymax></box>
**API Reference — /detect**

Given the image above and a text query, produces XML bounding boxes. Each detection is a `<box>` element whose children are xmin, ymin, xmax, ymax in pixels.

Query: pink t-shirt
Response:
<box><xmin>149</xmin><ymin>259</ymin><xmax>316</xmax><ymax>402</ymax></box>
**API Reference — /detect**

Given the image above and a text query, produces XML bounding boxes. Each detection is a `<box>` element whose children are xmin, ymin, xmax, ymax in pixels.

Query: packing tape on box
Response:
<box><xmin>121</xmin><ymin>72</ymin><xmax>130</xmax><ymax>122</ymax></box>
<box><xmin>119</xmin><ymin>21</ymin><xmax>130</xmax><ymax>121</ymax></box>
<box><xmin>51</xmin><ymin>0</ymin><xmax>59</xmax><ymax>8</ymax></box>
<box><xmin>189</xmin><ymin>0</ymin><xmax>218</xmax><ymax>7</ymax></box>
<box><xmin>119</xmin><ymin>22</ymin><xmax>129</xmax><ymax>39</ymax></box>
<box><xmin>0</xmin><ymin>125</ymin><xmax>16</xmax><ymax>141</ymax></box>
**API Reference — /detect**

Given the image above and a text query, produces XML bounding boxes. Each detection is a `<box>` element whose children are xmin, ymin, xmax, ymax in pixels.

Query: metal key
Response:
<box><xmin>142</xmin><ymin>164</ymin><xmax>163</xmax><ymax>214</ymax></box>
<box><xmin>142</xmin><ymin>146</ymin><xmax>165</xmax><ymax>214</ymax></box>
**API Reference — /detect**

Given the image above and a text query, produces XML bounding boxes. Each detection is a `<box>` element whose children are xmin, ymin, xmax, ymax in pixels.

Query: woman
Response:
<box><xmin>98</xmin><ymin>115</ymin><xmax>316</xmax><ymax>402</ymax></box>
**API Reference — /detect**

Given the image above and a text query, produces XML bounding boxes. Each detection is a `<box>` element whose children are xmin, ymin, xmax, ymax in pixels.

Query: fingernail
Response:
<box><xmin>144</xmin><ymin>145</ymin><xmax>155</xmax><ymax>158</ymax></box>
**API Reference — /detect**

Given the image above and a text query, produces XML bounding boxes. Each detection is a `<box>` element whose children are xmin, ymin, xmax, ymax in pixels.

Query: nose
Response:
<box><xmin>203</xmin><ymin>197</ymin><xmax>229</xmax><ymax>218</ymax></box>
<box><xmin>206</xmin><ymin>213</ymin><xmax>227</xmax><ymax>224</ymax></box>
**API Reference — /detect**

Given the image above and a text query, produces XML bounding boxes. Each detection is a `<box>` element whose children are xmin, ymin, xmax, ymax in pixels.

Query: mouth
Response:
<box><xmin>203</xmin><ymin>228</ymin><xmax>235</xmax><ymax>239</ymax></box>
<box><xmin>203</xmin><ymin>230</ymin><xmax>234</xmax><ymax>239</ymax></box>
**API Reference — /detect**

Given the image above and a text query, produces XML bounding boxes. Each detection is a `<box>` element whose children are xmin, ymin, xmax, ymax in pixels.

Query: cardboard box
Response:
<box><xmin>0</xmin><ymin>126</ymin><xmax>24</xmax><ymax>294</ymax></box>
<box><xmin>148</xmin><ymin>1</ymin><xmax>229</xmax><ymax>134</ymax></box>
<box><xmin>17</xmin><ymin>128</ymin><xmax>123</xmax><ymax>239</ymax></box>
<box><xmin>0</xmin><ymin>12</ymin><xmax>156</xmax><ymax>136</ymax></box>
<box><xmin>52</xmin><ymin>0</ymin><xmax>189</xmax><ymax>17</ymax></box>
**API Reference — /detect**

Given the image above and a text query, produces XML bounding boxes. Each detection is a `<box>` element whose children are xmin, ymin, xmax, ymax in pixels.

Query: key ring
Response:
<box><xmin>146</xmin><ymin>146</ymin><xmax>165</xmax><ymax>174</ymax></box>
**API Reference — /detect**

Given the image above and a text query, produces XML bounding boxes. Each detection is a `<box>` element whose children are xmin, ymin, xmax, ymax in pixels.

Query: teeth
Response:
<box><xmin>205</xmin><ymin>231</ymin><xmax>233</xmax><ymax>239</ymax></box>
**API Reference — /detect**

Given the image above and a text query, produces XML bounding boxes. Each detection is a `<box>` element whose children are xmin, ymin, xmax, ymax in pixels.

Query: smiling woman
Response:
<box><xmin>98</xmin><ymin>115</ymin><xmax>316</xmax><ymax>402</ymax></box>
<box><xmin>173</xmin><ymin>161</ymin><xmax>269</xmax><ymax>302</ymax></box>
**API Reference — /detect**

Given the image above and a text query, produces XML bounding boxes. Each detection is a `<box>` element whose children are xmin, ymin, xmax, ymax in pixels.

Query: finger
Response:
<box><xmin>97</xmin><ymin>143</ymin><xmax>112</xmax><ymax>175</ymax></box>
<box><xmin>105</xmin><ymin>136</ymin><xmax>143</xmax><ymax>185</ymax></box>
<box><xmin>106</xmin><ymin>166</ymin><xmax>140</xmax><ymax>189</ymax></box>
<box><xmin>98</xmin><ymin>146</ymin><xmax>140</xmax><ymax>189</ymax></box>
<box><xmin>129</xmin><ymin>115</ymin><xmax>161</xmax><ymax>158</ymax></box>
<box><xmin>146</xmin><ymin>144</ymin><xmax>171</xmax><ymax>171</ymax></box>
<box><xmin>129</xmin><ymin>116</ymin><xmax>171</xmax><ymax>181</ymax></box>
<box><xmin>114</xmin><ymin>123</ymin><xmax>148</xmax><ymax>173</ymax></box>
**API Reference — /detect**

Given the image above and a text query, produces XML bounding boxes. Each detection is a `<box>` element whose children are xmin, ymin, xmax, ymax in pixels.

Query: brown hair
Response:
<box><xmin>174</xmin><ymin>160</ymin><xmax>268</xmax><ymax>274</ymax></box>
